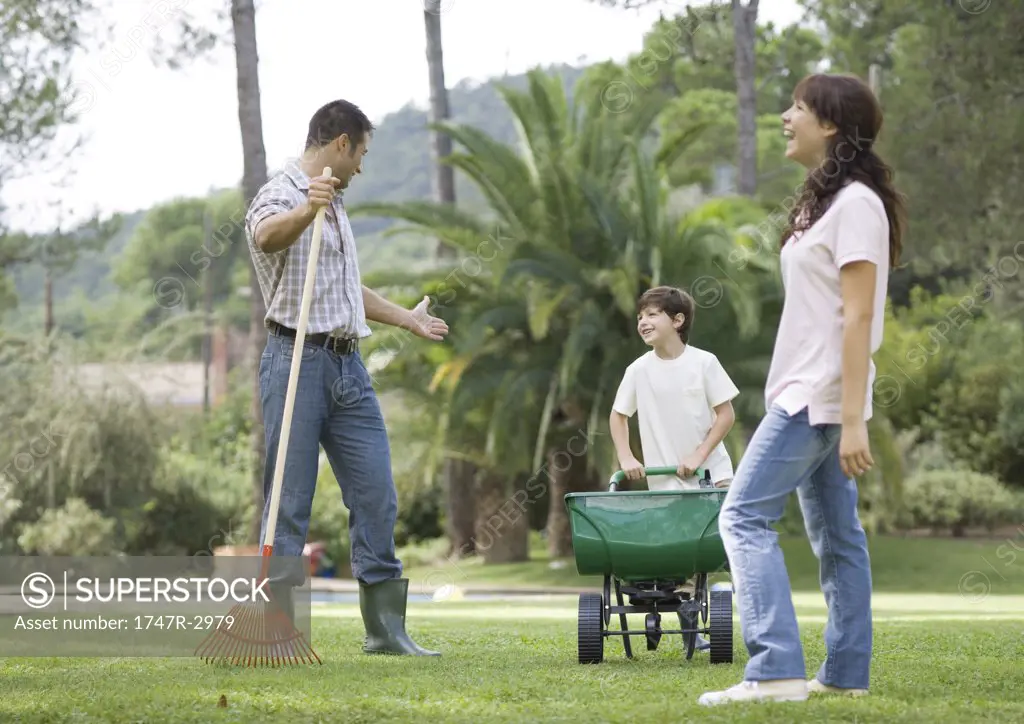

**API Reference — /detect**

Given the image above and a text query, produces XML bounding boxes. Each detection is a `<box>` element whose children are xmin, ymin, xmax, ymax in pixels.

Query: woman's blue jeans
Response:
<box><xmin>719</xmin><ymin>404</ymin><xmax>873</xmax><ymax>690</ymax></box>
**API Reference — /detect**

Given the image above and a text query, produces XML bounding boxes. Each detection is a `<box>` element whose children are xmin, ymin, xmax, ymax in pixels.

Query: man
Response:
<box><xmin>245</xmin><ymin>99</ymin><xmax>448</xmax><ymax>656</ymax></box>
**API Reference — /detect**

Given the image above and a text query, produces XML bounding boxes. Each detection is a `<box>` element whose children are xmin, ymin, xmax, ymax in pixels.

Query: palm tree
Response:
<box><xmin>352</xmin><ymin>67</ymin><xmax>779</xmax><ymax>560</ymax></box>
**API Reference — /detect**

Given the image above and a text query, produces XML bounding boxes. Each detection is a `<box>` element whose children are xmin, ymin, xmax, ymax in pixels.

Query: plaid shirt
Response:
<box><xmin>245</xmin><ymin>158</ymin><xmax>371</xmax><ymax>338</ymax></box>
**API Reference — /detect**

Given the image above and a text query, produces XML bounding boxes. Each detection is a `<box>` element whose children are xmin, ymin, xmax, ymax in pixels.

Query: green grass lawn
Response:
<box><xmin>2</xmin><ymin>593</ymin><xmax>1023</xmax><ymax>722</ymax></box>
<box><xmin>3</xmin><ymin>532</ymin><xmax>1023</xmax><ymax>722</ymax></box>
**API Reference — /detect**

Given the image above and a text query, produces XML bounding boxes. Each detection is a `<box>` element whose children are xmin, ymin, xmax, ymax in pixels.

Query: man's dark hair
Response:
<box><xmin>637</xmin><ymin>286</ymin><xmax>695</xmax><ymax>343</ymax></box>
<box><xmin>305</xmin><ymin>100</ymin><xmax>375</xmax><ymax>154</ymax></box>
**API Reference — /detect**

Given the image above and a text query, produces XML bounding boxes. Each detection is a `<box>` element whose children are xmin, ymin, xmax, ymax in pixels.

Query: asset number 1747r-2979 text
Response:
<box><xmin>134</xmin><ymin>615</ymin><xmax>235</xmax><ymax>630</ymax></box>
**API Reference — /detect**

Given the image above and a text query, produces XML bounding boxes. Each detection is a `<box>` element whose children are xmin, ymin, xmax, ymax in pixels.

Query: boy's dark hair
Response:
<box><xmin>305</xmin><ymin>100</ymin><xmax>375</xmax><ymax>154</ymax></box>
<box><xmin>637</xmin><ymin>286</ymin><xmax>695</xmax><ymax>343</ymax></box>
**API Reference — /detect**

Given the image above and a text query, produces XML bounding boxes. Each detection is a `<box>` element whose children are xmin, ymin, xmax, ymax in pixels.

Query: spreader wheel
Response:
<box><xmin>708</xmin><ymin>584</ymin><xmax>733</xmax><ymax>665</ymax></box>
<box><xmin>578</xmin><ymin>593</ymin><xmax>604</xmax><ymax>664</ymax></box>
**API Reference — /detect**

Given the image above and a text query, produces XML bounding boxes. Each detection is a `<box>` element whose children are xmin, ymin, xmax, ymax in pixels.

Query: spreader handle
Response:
<box><xmin>608</xmin><ymin>466</ymin><xmax>710</xmax><ymax>491</ymax></box>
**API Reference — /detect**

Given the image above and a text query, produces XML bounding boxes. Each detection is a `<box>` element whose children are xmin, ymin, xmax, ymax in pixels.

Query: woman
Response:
<box><xmin>698</xmin><ymin>73</ymin><xmax>907</xmax><ymax>706</ymax></box>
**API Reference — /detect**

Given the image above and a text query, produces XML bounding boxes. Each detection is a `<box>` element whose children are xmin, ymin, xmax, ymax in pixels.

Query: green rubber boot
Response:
<box><xmin>359</xmin><ymin>578</ymin><xmax>440</xmax><ymax>656</ymax></box>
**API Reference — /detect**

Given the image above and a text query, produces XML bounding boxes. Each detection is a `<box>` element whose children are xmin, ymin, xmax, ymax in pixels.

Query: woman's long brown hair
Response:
<box><xmin>780</xmin><ymin>73</ymin><xmax>908</xmax><ymax>267</ymax></box>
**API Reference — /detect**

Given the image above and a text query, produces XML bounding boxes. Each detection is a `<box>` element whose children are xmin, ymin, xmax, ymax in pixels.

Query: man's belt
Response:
<box><xmin>269</xmin><ymin>322</ymin><xmax>358</xmax><ymax>355</ymax></box>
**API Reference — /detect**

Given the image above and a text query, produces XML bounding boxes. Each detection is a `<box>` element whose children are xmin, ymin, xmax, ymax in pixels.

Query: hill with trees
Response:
<box><xmin>3</xmin><ymin>63</ymin><xmax>589</xmax><ymax>332</ymax></box>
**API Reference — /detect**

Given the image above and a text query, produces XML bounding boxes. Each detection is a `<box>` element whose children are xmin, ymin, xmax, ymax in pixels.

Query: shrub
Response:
<box><xmin>897</xmin><ymin>427</ymin><xmax>968</xmax><ymax>476</ymax></box>
<box><xmin>0</xmin><ymin>331</ymin><xmax>261</xmax><ymax>557</ymax></box>
<box><xmin>907</xmin><ymin>302</ymin><xmax>1024</xmax><ymax>485</ymax></box>
<box><xmin>871</xmin><ymin>286</ymin><xmax>1024</xmax><ymax>486</ymax></box>
<box><xmin>900</xmin><ymin>468</ymin><xmax>1023</xmax><ymax>536</ymax></box>
<box><xmin>874</xmin><ymin>287</ymin><xmax>968</xmax><ymax>433</ymax></box>
<box><xmin>920</xmin><ymin>361</ymin><xmax>1019</xmax><ymax>480</ymax></box>
<box><xmin>17</xmin><ymin>498</ymin><xmax>118</xmax><ymax>555</ymax></box>
<box><xmin>121</xmin><ymin>443</ymin><xmax>251</xmax><ymax>556</ymax></box>
<box><xmin>0</xmin><ymin>333</ymin><xmax>168</xmax><ymax>553</ymax></box>
<box><xmin>394</xmin><ymin>480</ymin><xmax>444</xmax><ymax>547</ymax></box>
<box><xmin>120</xmin><ymin>369</ymin><xmax>256</xmax><ymax>556</ymax></box>
<box><xmin>995</xmin><ymin>373</ymin><xmax>1024</xmax><ymax>484</ymax></box>
<box><xmin>395</xmin><ymin>536</ymin><xmax>450</xmax><ymax>568</ymax></box>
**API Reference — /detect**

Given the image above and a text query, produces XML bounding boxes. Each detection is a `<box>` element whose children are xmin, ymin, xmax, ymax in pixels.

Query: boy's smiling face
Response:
<box><xmin>637</xmin><ymin>305</ymin><xmax>683</xmax><ymax>347</ymax></box>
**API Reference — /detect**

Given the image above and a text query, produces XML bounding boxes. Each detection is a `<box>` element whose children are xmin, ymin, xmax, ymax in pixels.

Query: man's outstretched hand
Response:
<box><xmin>408</xmin><ymin>295</ymin><xmax>449</xmax><ymax>341</ymax></box>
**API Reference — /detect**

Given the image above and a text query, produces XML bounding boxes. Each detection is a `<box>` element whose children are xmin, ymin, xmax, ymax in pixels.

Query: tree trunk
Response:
<box><xmin>473</xmin><ymin>469</ymin><xmax>529</xmax><ymax>564</ymax></box>
<box><xmin>544</xmin><ymin>439</ymin><xmax>600</xmax><ymax>559</ymax></box>
<box><xmin>424</xmin><ymin>2</ymin><xmax>474</xmax><ymax>556</ymax></box>
<box><xmin>201</xmin><ymin>208</ymin><xmax>213</xmax><ymax>414</ymax></box>
<box><xmin>247</xmin><ymin>267</ymin><xmax>268</xmax><ymax>546</ymax></box>
<box><xmin>43</xmin><ymin>266</ymin><xmax>53</xmax><ymax>336</ymax></box>
<box><xmin>869</xmin><ymin>63</ymin><xmax>882</xmax><ymax>99</ymax></box>
<box><xmin>231</xmin><ymin>0</ymin><xmax>270</xmax><ymax>545</ymax></box>
<box><xmin>423</xmin><ymin>1</ymin><xmax>456</xmax><ymax>259</ymax></box>
<box><xmin>444</xmin><ymin>457</ymin><xmax>478</xmax><ymax>558</ymax></box>
<box><xmin>732</xmin><ymin>0</ymin><xmax>758</xmax><ymax>196</ymax></box>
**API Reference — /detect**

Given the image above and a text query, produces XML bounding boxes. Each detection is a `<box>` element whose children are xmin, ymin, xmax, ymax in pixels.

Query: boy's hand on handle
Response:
<box><xmin>306</xmin><ymin>174</ymin><xmax>341</xmax><ymax>211</ymax></box>
<box><xmin>677</xmin><ymin>451</ymin><xmax>706</xmax><ymax>479</ymax></box>
<box><xmin>618</xmin><ymin>456</ymin><xmax>645</xmax><ymax>480</ymax></box>
<box><xmin>839</xmin><ymin>420</ymin><xmax>874</xmax><ymax>478</ymax></box>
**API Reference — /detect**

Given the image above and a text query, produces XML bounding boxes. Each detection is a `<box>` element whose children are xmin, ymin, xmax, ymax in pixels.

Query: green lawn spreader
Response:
<box><xmin>564</xmin><ymin>466</ymin><xmax>734</xmax><ymax>665</ymax></box>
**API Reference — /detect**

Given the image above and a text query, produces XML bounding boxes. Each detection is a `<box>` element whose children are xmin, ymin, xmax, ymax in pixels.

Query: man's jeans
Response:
<box><xmin>257</xmin><ymin>330</ymin><xmax>402</xmax><ymax>588</ymax></box>
<box><xmin>719</xmin><ymin>404</ymin><xmax>873</xmax><ymax>690</ymax></box>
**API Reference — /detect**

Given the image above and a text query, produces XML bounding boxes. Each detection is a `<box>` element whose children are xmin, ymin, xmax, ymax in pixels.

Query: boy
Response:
<box><xmin>610</xmin><ymin>286</ymin><xmax>740</xmax><ymax>490</ymax></box>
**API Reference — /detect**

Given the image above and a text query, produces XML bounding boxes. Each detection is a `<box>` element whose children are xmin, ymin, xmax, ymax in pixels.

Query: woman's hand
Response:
<box><xmin>839</xmin><ymin>420</ymin><xmax>874</xmax><ymax>479</ymax></box>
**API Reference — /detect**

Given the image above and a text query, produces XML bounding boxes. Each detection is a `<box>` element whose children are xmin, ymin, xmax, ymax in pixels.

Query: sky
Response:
<box><xmin>2</xmin><ymin>0</ymin><xmax>805</xmax><ymax>234</ymax></box>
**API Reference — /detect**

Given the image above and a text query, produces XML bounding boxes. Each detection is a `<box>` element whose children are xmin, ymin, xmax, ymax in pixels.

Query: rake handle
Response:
<box><xmin>260</xmin><ymin>166</ymin><xmax>333</xmax><ymax>574</ymax></box>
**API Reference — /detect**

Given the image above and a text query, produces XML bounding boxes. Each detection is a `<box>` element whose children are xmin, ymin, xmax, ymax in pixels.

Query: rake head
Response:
<box><xmin>194</xmin><ymin>598</ymin><xmax>321</xmax><ymax>668</ymax></box>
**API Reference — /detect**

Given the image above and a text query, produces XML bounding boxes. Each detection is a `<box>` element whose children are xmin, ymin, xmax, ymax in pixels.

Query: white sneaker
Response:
<box><xmin>807</xmin><ymin>678</ymin><xmax>868</xmax><ymax>697</ymax></box>
<box><xmin>698</xmin><ymin>679</ymin><xmax>809</xmax><ymax>706</ymax></box>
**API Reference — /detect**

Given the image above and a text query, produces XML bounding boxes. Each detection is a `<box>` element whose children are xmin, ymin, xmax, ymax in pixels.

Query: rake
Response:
<box><xmin>194</xmin><ymin>167</ymin><xmax>335</xmax><ymax>667</ymax></box>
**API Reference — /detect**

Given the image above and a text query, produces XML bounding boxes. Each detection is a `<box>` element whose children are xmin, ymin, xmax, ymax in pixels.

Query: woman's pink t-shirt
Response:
<box><xmin>765</xmin><ymin>180</ymin><xmax>890</xmax><ymax>426</ymax></box>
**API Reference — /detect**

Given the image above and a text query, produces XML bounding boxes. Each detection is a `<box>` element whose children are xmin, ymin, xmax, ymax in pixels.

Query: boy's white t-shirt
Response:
<box><xmin>765</xmin><ymin>180</ymin><xmax>890</xmax><ymax>426</ymax></box>
<box><xmin>612</xmin><ymin>345</ymin><xmax>740</xmax><ymax>489</ymax></box>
